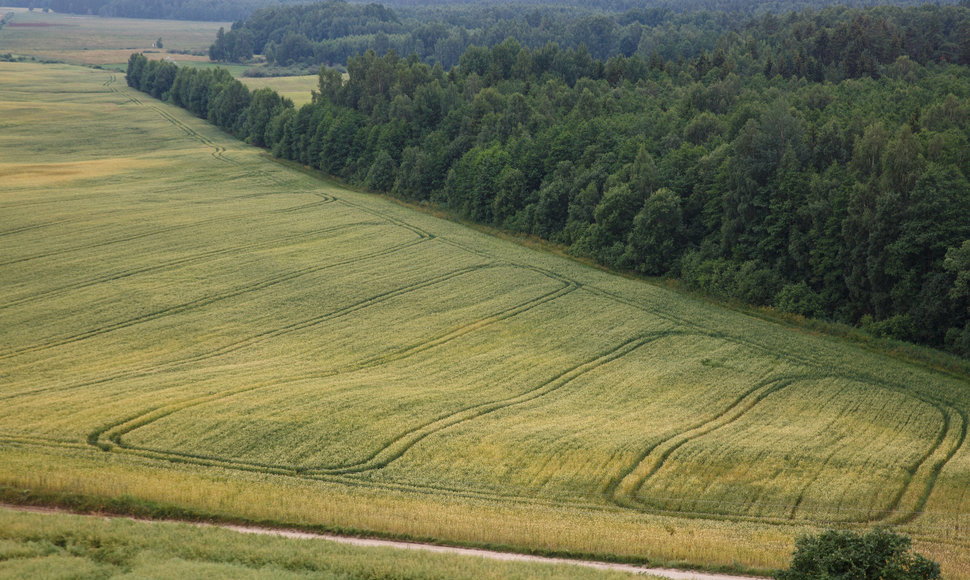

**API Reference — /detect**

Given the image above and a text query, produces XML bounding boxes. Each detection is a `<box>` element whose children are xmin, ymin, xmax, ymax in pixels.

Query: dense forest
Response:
<box><xmin>7</xmin><ymin>0</ymin><xmax>964</xmax><ymax>26</ymax></box>
<box><xmin>212</xmin><ymin>0</ymin><xmax>970</xmax><ymax>69</ymax></box>
<box><xmin>129</xmin><ymin>3</ymin><xmax>970</xmax><ymax>358</ymax></box>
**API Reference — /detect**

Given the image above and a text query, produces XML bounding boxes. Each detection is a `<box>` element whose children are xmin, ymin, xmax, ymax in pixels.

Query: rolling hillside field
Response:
<box><xmin>2</xmin><ymin>61</ymin><xmax>970</xmax><ymax>575</ymax></box>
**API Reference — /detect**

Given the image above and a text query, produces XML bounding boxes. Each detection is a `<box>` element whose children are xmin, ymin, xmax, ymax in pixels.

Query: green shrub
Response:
<box><xmin>776</xmin><ymin>529</ymin><xmax>940</xmax><ymax>580</ymax></box>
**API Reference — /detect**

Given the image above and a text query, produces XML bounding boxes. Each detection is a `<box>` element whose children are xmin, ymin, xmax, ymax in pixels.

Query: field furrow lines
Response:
<box><xmin>0</xmin><ymin>222</ymin><xmax>195</xmax><ymax>267</ymax></box>
<box><xmin>89</xmin><ymin>332</ymin><xmax>663</xmax><ymax>477</ymax></box>
<box><xmin>88</xmin><ymin>278</ymin><xmax>579</xmax><ymax>471</ymax></box>
<box><xmin>142</xmin><ymin>102</ymin><xmax>293</xmax><ymax>187</ymax></box>
<box><xmin>583</xmin><ymin>285</ymin><xmax>825</xmax><ymax>372</ymax></box>
<box><xmin>584</xmin><ymin>276</ymin><xmax>966</xmax><ymax>519</ymax></box>
<box><xmin>433</xmin><ymin>230</ymin><xmax>584</xmax><ymax>291</ymax></box>
<box><xmin>0</xmin><ymin>234</ymin><xmax>430</xmax><ymax>360</ymax></box>
<box><xmin>0</xmin><ymin>190</ymin><xmax>335</xmax><ymax>268</ymax></box>
<box><xmin>149</xmin><ymin>105</ymin><xmax>216</xmax><ymax>146</ymax></box>
<box><xmin>333</xmin><ymin>197</ymin><xmax>435</xmax><ymax>240</ymax></box>
<box><xmin>348</xmin><ymin>281</ymin><xmax>578</xmax><ymax>369</ymax></box>
<box><xmin>270</xmin><ymin>196</ymin><xmax>337</xmax><ymax>212</ymax></box>
<box><xmin>1</xmin><ymin>242</ymin><xmax>527</xmax><ymax>404</ymax></box>
<box><xmin>890</xmin><ymin>404</ymin><xmax>968</xmax><ymax>525</ymax></box>
<box><xmin>787</xmin><ymin>445</ymin><xmax>843</xmax><ymax>520</ymax></box>
<box><xmin>163</xmin><ymin>262</ymin><xmax>501</xmax><ymax>367</ymax></box>
<box><xmin>0</xmin><ymin>219</ymin><xmax>369</xmax><ymax>311</ymax></box>
<box><xmin>0</xmin><ymin>216</ymin><xmax>81</xmax><ymax>237</ymax></box>
<box><xmin>611</xmin><ymin>375</ymin><xmax>811</xmax><ymax>510</ymax></box>
<box><xmin>315</xmin><ymin>333</ymin><xmax>667</xmax><ymax>474</ymax></box>
<box><xmin>609</xmin><ymin>370</ymin><xmax>961</xmax><ymax>525</ymax></box>
<box><xmin>0</xmin><ymin>434</ymin><xmax>90</xmax><ymax>451</ymax></box>
<box><xmin>873</xmin><ymin>401</ymin><xmax>954</xmax><ymax>523</ymax></box>
<box><xmin>815</xmin><ymin>374</ymin><xmax>967</xmax><ymax>524</ymax></box>
<box><xmin>324</xmin><ymin>466</ymin><xmax>970</xmax><ymax>531</ymax></box>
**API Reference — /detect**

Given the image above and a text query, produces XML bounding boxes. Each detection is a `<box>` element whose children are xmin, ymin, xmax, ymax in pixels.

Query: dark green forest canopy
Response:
<box><xmin>130</xmin><ymin>4</ymin><xmax>970</xmax><ymax>359</ymax></box>
<box><xmin>9</xmin><ymin>0</ymin><xmax>964</xmax><ymax>21</ymax></box>
<box><xmin>212</xmin><ymin>0</ymin><xmax>970</xmax><ymax>69</ymax></box>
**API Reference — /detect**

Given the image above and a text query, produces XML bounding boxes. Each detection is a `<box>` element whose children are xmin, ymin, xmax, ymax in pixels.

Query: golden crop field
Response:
<box><xmin>2</xmin><ymin>61</ymin><xmax>970</xmax><ymax>575</ymax></box>
<box><xmin>0</xmin><ymin>9</ymin><xmax>223</xmax><ymax>66</ymax></box>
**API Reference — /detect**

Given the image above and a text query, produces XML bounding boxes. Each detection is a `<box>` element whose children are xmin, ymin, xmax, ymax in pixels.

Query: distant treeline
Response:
<box><xmin>129</xmin><ymin>4</ymin><xmax>970</xmax><ymax>358</ymax></box>
<box><xmin>10</xmin><ymin>0</ymin><xmax>965</xmax><ymax>22</ymax></box>
<box><xmin>212</xmin><ymin>0</ymin><xmax>969</xmax><ymax>69</ymax></box>
<box><xmin>209</xmin><ymin>1</ymin><xmax>402</xmax><ymax>63</ymax></box>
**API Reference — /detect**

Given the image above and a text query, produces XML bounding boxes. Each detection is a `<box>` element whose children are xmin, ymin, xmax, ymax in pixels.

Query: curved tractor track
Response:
<box><xmin>6</xmin><ymin>185</ymin><xmax>964</xmax><ymax>529</ymax></box>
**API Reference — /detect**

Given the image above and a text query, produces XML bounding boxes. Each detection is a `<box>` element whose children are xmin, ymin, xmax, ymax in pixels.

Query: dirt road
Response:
<box><xmin>1</xmin><ymin>504</ymin><xmax>771</xmax><ymax>580</ymax></box>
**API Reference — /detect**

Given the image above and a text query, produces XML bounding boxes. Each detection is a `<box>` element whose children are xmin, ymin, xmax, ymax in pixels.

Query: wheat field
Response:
<box><xmin>2</xmin><ymin>61</ymin><xmax>970</xmax><ymax>575</ymax></box>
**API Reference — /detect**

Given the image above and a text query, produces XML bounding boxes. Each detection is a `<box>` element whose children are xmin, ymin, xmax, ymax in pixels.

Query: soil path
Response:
<box><xmin>1</xmin><ymin>504</ymin><xmax>771</xmax><ymax>580</ymax></box>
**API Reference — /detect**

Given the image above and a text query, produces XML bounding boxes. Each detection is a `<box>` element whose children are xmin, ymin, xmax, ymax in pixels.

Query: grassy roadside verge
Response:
<box><xmin>0</xmin><ymin>449</ymin><xmax>786</xmax><ymax>578</ymax></box>
<box><xmin>0</xmin><ymin>506</ymin><xmax>651</xmax><ymax>579</ymax></box>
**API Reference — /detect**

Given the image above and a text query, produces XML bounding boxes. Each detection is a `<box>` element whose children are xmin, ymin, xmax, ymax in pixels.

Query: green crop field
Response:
<box><xmin>2</xmin><ymin>61</ymin><xmax>970</xmax><ymax>576</ymax></box>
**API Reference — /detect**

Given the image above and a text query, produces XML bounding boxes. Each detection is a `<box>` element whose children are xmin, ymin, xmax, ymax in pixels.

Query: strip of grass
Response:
<box><xmin>0</xmin><ymin>507</ymin><xmax>648</xmax><ymax>580</ymax></box>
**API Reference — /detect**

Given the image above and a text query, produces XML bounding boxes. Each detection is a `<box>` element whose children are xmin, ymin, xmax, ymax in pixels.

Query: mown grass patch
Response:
<box><xmin>2</xmin><ymin>61</ymin><xmax>970</xmax><ymax>576</ymax></box>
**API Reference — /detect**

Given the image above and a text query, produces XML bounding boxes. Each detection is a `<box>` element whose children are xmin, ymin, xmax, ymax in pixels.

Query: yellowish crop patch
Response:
<box><xmin>0</xmin><ymin>158</ymin><xmax>168</xmax><ymax>186</ymax></box>
<box><xmin>2</xmin><ymin>61</ymin><xmax>970</xmax><ymax>577</ymax></box>
<box><xmin>239</xmin><ymin>75</ymin><xmax>318</xmax><ymax>106</ymax></box>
